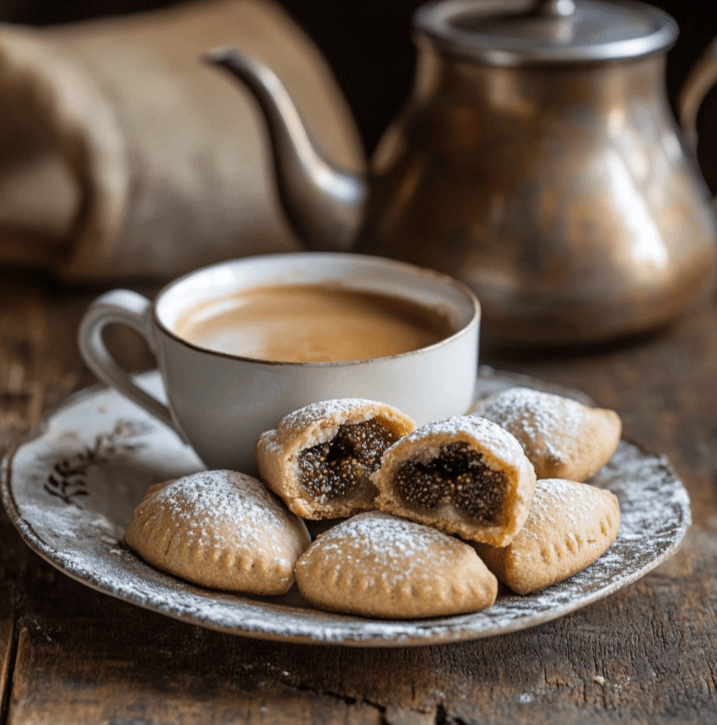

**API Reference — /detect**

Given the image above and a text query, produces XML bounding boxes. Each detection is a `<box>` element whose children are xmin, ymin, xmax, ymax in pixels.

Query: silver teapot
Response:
<box><xmin>207</xmin><ymin>0</ymin><xmax>717</xmax><ymax>346</ymax></box>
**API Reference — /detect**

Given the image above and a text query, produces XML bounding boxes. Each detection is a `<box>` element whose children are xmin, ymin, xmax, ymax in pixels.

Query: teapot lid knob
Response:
<box><xmin>535</xmin><ymin>0</ymin><xmax>576</xmax><ymax>17</ymax></box>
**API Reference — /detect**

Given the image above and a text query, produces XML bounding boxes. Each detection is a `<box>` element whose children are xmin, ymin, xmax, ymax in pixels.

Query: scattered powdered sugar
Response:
<box><xmin>17</xmin><ymin>503</ymin><xmax>82</xmax><ymax>541</ymax></box>
<box><xmin>17</xmin><ymin>502</ymin><xmax>122</xmax><ymax>543</ymax></box>
<box><xmin>474</xmin><ymin>387</ymin><xmax>587</xmax><ymax>464</ymax></box>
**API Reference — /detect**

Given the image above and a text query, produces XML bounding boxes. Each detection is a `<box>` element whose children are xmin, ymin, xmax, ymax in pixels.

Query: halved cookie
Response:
<box><xmin>295</xmin><ymin>511</ymin><xmax>498</xmax><ymax>619</ymax></box>
<box><xmin>372</xmin><ymin>416</ymin><xmax>536</xmax><ymax>546</ymax></box>
<box><xmin>473</xmin><ymin>387</ymin><xmax>622</xmax><ymax>481</ymax></box>
<box><xmin>473</xmin><ymin>478</ymin><xmax>621</xmax><ymax>594</ymax></box>
<box><xmin>256</xmin><ymin>399</ymin><xmax>415</xmax><ymax>519</ymax></box>
<box><xmin>124</xmin><ymin>470</ymin><xmax>310</xmax><ymax>595</ymax></box>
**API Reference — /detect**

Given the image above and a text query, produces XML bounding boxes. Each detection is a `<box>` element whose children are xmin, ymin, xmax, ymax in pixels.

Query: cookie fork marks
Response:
<box><xmin>474</xmin><ymin>479</ymin><xmax>621</xmax><ymax>595</ymax></box>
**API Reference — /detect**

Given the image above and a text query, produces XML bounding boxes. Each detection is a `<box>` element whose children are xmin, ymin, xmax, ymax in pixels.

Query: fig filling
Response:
<box><xmin>393</xmin><ymin>442</ymin><xmax>508</xmax><ymax>524</ymax></box>
<box><xmin>298</xmin><ymin>419</ymin><xmax>398</xmax><ymax>499</ymax></box>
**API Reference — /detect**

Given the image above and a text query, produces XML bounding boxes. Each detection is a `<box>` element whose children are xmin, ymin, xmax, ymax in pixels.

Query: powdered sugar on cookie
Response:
<box><xmin>309</xmin><ymin>511</ymin><xmax>469</xmax><ymax>580</ymax></box>
<box><xmin>138</xmin><ymin>470</ymin><xmax>300</xmax><ymax>554</ymax></box>
<box><xmin>474</xmin><ymin>387</ymin><xmax>622</xmax><ymax>481</ymax></box>
<box><xmin>124</xmin><ymin>470</ymin><xmax>310</xmax><ymax>595</ymax></box>
<box><xmin>261</xmin><ymin>398</ymin><xmax>398</xmax><ymax>454</ymax></box>
<box><xmin>396</xmin><ymin>415</ymin><xmax>531</xmax><ymax>470</ymax></box>
<box><xmin>523</xmin><ymin>478</ymin><xmax>610</xmax><ymax>536</ymax></box>
<box><xmin>295</xmin><ymin>511</ymin><xmax>498</xmax><ymax>618</ymax></box>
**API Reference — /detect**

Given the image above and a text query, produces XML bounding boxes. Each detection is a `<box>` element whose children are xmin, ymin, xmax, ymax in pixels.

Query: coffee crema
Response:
<box><xmin>174</xmin><ymin>284</ymin><xmax>456</xmax><ymax>363</ymax></box>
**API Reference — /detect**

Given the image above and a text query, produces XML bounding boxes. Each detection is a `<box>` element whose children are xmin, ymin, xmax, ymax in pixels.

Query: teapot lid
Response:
<box><xmin>414</xmin><ymin>0</ymin><xmax>677</xmax><ymax>64</ymax></box>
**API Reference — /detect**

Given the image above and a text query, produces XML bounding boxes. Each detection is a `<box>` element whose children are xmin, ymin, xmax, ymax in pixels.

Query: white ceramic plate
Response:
<box><xmin>1</xmin><ymin>368</ymin><xmax>691</xmax><ymax>647</ymax></box>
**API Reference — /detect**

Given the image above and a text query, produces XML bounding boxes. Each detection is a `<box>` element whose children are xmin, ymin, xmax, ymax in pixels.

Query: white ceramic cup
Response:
<box><xmin>78</xmin><ymin>252</ymin><xmax>480</xmax><ymax>474</ymax></box>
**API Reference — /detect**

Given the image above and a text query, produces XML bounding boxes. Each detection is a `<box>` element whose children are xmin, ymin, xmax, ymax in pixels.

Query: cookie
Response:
<box><xmin>295</xmin><ymin>511</ymin><xmax>498</xmax><ymax>619</ymax></box>
<box><xmin>372</xmin><ymin>416</ymin><xmax>536</xmax><ymax>546</ymax></box>
<box><xmin>124</xmin><ymin>470</ymin><xmax>310</xmax><ymax>595</ymax></box>
<box><xmin>473</xmin><ymin>387</ymin><xmax>622</xmax><ymax>481</ymax></box>
<box><xmin>256</xmin><ymin>399</ymin><xmax>415</xmax><ymax>519</ymax></box>
<box><xmin>473</xmin><ymin>478</ymin><xmax>620</xmax><ymax>594</ymax></box>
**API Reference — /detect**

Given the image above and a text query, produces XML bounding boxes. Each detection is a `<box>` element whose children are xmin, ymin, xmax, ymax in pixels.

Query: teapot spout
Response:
<box><xmin>205</xmin><ymin>48</ymin><xmax>366</xmax><ymax>251</ymax></box>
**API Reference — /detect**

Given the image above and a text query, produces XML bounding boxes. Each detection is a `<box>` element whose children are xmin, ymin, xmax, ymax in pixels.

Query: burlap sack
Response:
<box><xmin>0</xmin><ymin>0</ymin><xmax>364</xmax><ymax>281</ymax></box>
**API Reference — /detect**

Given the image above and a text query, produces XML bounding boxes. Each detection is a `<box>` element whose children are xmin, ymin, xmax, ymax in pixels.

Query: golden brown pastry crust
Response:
<box><xmin>372</xmin><ymin>416</ymin><xmax>536</xmax><ymax>546</ymax></box>
<box><xmin>474</xmin><ymin>478</ymin><xmax>621</xmax><ymax>594</ymax></box>
<box><xmin>124</xmin><ymin>470</ymin><xmax>310</xmax><ymax>595</ymax></box>
<box><xmin>473</xmin><ymin>387</ymin><xmax>622</xmax><ymax>481</ymax></box>
<box><xmin>295</xmin><ymin>511</ymin><xmax>498</xmax><ymax>619</ymax></box>
<box><xmin>255</xmin><ymin>398</ymin><xmax>415</xmax><ymax>519</ymax></box>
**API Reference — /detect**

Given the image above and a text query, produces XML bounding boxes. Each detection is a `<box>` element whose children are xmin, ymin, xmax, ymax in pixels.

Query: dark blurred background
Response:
<box><xmin>2</xmin><ymin>0</ymin><xmax>717</xmax><ymax>187</ymax></box>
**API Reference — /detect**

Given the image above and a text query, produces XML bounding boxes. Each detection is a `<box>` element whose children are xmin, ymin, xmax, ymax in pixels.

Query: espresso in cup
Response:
<box><xmin>174</xmin><ymin>283</ymin><xmax>456</xmax><ymax>362</ymax></box>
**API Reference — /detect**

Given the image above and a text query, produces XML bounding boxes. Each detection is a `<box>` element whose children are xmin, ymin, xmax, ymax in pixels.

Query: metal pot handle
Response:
<box><xmin>679</xmin><ymin>36</ymin><xmax>717</xmax><ymax>160</ymax></box>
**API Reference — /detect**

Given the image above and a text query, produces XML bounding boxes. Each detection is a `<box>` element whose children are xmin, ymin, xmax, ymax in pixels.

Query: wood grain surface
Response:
<box><xmin>1</xmin><ymin>270</ymin><xmax>716</xmax><ymax>724</ymax></box>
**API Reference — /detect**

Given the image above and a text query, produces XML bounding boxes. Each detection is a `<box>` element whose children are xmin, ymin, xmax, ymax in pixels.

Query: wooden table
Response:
<box><xmin>1</xmin><ymin>269</ymin><xmax>716</xmax><ymax>724</ymax></box>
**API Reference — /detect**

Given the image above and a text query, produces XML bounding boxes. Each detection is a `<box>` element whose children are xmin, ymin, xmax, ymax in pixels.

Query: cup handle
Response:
<box><xmin>78</xmin><ymin>289</ymin><xmax>182</xmax><ymax>436</ymax></box>
<box><xmin>679</xmin><ymin>35</ymin><xmax>717</xmax><ymax>177</ymax></box>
